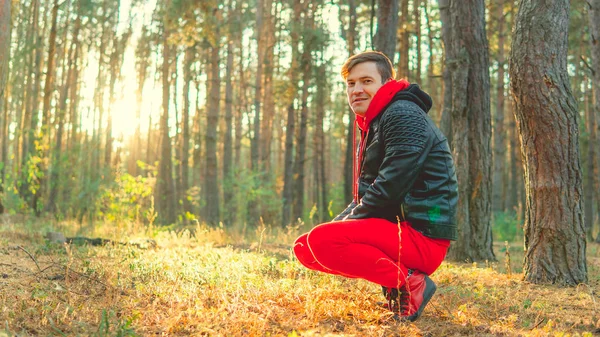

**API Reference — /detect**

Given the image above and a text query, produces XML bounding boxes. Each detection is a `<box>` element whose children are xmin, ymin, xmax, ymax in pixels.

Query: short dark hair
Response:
<box><xmin>341</xmin><ymin>51</ymin><xmax>396</xmax><ymax>82</ymax></box>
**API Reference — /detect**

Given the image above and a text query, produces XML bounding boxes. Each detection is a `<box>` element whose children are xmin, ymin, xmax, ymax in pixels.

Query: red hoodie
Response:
<box><xmin>353</xmin><ymin>79</ymin><xmax>410</xmax><ymax>202</ymax></box>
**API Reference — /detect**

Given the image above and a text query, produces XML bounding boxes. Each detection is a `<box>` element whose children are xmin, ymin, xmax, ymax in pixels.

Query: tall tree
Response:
<box><xmin>510</xmin><ymin>0</ymin><xmax>587</xmax><ymax>285</ymax></box>
<box><xmin>339</xmin><ymin>0</ymin><xmax>357</xmax><ymax>206</ymax></box>
<box><xmin>292</xmin><ymin>6</ymin><xmax>315</xmax><ymax>223</ymax></box>
<box><xmin>182</xmin><ymin>45</ymin><xmax>194</xmax><ymax>215</ymax></box>
<box><xmin>250</xmin><ymin>0</ymin><xmax>266</xmax><ymax>172</ymax></box>
<box><xmin>492</xmin><ymin>0</ymin><xmax>506</xmax><ymax>212</ymax></box>
<box><xmin>315</xmin><ymin>59</ymin><xmax>328</xmax><ymax>222</ymax></box>
<box><xmin>0</xmin><ymin>0</ymin><xmax>10</xmax><ymax>214</ymax></box>
<box><xmin>373</xmin><ymin>0</ymin><xmax>399</xmax><ymax>62</ymax></box>
<box><xmin>397</xmin><ymin>0</ymin><xmax>410</xmax><ymax>79</ymax></box>
<box><xmin>589</xmin><ymin>0</ymin><xmax>600</xmax><ymax>242</ymax></box>
<box><xmin>413</xmin><ymin>0</ymin><xmax>422</xmax><ymax>84</ymax></box>
<box><xmin>442</xmin><ymin>0</ymin><xmax>495</xmax><ymax>262</ymax></box>
<box><xmin>156</xmin><ymin>13</ymin><xmax>176</xmax><ymax>225</ymax></box>
<box><xmin>438</xmin><ymin>0</ymin><xmax>452</xmax><ymax>142</ymax></box>
<box><xmin>204</xmin><ymin>9</ymin><xmax>221</xmax><ymax>226</ymax></box>
<box><xmin>260</xmin><ymin>0</ymin><xmax>276</xmax><ymax>175</ymax></box>
<box><xmin>282</xmin><ymin>0</ymin><xmax>303</xmax><ymax>226</ymax></box>
<box><xmin>35</xmin><ymin>0</ymin><xmax>60</xmax><ymax>214</ymax></box>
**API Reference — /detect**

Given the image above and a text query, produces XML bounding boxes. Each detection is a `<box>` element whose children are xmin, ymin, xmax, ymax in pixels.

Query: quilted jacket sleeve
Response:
<box><xmin>346</xmin><ymin>102</ymin><xmax>432</xmax><ymax>220</ymax></box>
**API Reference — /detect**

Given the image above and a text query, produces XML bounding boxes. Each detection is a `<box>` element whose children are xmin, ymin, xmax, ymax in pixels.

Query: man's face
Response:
<box><xmin>346</xmin><ymin>61</ymin><xmax>386</xmax><ymax>117</ymax></box>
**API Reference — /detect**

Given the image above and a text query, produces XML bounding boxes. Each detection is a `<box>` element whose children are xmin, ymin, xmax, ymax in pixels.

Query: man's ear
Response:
<box><xmin>384</xmin><ymin>77</ymin><xmax>393</xmax><ymax>84</ymax></box>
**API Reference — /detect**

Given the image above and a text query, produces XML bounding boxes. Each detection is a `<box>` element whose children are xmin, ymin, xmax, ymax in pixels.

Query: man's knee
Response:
<box><xmin>293</xmin><ymin>233</ymin><xmax>310</xmax><ymax>261</ymax></box>
<box><xmin>306</xmin><ymin>223</ymin><xmax>342</xmax><ymax>263</ymax></box>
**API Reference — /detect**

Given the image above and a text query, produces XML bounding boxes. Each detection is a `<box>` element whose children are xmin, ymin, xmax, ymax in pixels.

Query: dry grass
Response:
<box><xmin>1</xmin><ymin>217</ymin><xmax>599</xmax><ymax>336</ymax></box>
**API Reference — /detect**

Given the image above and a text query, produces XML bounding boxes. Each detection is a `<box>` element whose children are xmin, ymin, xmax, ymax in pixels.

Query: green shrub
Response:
<box><xmin>492</xmin><ymin>211</ymin><xmax>521</xmax><ymax>242</ymax></box>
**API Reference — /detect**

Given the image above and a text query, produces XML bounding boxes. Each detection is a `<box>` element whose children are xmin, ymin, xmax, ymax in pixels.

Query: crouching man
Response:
<box><xmin>293</xmin><ymin>51</ymin><xmax>458</xmax><ymax>321</ymax></box>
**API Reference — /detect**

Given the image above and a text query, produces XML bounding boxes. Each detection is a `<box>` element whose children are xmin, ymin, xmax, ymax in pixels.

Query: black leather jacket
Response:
<box><xmin>335</xmin><ymin>86</ymin><xmax>458</xmax><ymax>240</ymax></box>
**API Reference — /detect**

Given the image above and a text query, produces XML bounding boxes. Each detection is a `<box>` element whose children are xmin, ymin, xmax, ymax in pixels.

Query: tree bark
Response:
<box><xmin>585</xmin><ymin>81</ymin><xmax>596</xmax><ymax>241</ymax></box>
<box><xmin>282</xmin><ymin>0</ymin><xmax>303</xmax><ymax>226</ymax></box>
<box><xmin>588</xmin><ymin>0</ymin><xmax>600</xmax><ymax>242</ymax></box>
<box><xmin>156</xmin><ymin>21</ymin><xmax>176</xmax><ymax>225</ymax></box>
<box><xmin>315</xmin><ymin>61</ymin><xmax>328</xmax><ymax>222</ymax></box>
<box><xmin>42</xmin><ymin>0</ymin><xmax>59</xmax><ymax>137</ymax></box>
<box><xmin>340</xmin><ymin>0</ymin><xmax>357</xmax><ymax>206</ymax></box>
<box><xmin>425</xmin><ymin>0</ymin><xmax>438</xmax><ymax>115</ymax></box>
<box><xmin>205</xmin><ymin>17</ymin><xmax>222</xmax><ymax>226</ymax></box>
<box><xmin>413</xmin><ymin>0</ymin><xmax>421</xmax><ymax>84</ymax></box>
<box><xmin>509</xmin><ymin>0</ymin><xmax>586</xmax><ymax>285</ymax></box>
<box><xmin>443</xmin><ymin>0</ymin><xmax>495</xmax><ymax>262</ymax></box>
<box><xmin>0</xmin><ymin>0</ymin><xmax>10</xmax><ymax>214</ymax></box>
<box><xmin>223</xmin><ymin>37</ymin><xmax>234</xmax><ymax>225</ymax></box>
<box><xmin>182</xmin><ymin>45</ymin><xmax>194</xmax><ymax>215</ymax></box>
<box><xmin>374</xmin><ymin>0</ymin><xmax>399</xmax><ymax>62</ymax></box>
<box><xmin>397</xmin><ymin>0</ymin><xmax>410</xmax><ymax>79</ymax></box>
<box><xmin>438</xmin><ymin>0</ymin><xmax>452</xmax><ymax>143</ymax></box>
<box><xmin>492</xmin><ymin>0</ymin><xmax>506</xmax><ymax>212</ymax></box>
<box><xmin>21</xmin><ymin>0</ymin><xmax>39</xmax><ymax>175</ymax></box>
<box><xmin>34</xmin><ymin>0</ymin><xmax>60</xmax><ymax>215</ymax></box>
<box><xmin>292</xmin><ymin>9</ymin><xmax>314</xmax><ymax>224</ymax></box>
<box><xmin>251</xmin><ymin>0</ymin><xmax>265</xmax><ymax>172</ymax></box>
<box><xmin>260</xmin><ymin>0</ymin><xmax>275</xmax><ymax>175</ymax></box>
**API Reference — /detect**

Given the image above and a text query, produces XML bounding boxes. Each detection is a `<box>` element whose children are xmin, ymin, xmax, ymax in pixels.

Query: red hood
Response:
<box><xmin>355</xmin><ymin>79</ymin><xmax>410</xmax><ymax>131</ymax></box>
<box><xmin>352</xmin><ymin>79</ymin><xmax>410</xmax><ymax>203</ymax></box>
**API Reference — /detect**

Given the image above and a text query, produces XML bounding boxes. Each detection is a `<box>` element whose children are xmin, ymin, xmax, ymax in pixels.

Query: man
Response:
<box><xmin>293</xmin><ymin>51</ymin><xmax>458</xmax><ymax>322</ymax></box>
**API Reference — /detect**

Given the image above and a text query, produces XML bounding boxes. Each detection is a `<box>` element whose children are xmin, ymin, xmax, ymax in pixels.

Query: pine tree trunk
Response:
<box><xmin>292</xmin><ymin>11</ymin><xmax>314</xmax><ymax>223</ymax></box>
<box><xmin>34</xmin><ymin>0</ymin><xmax>60</xmax><ymax>215</ymax></box>
<box><xmin>424</xmin><ymin>0</ymin><xmax>437</xmax><ymax>122</ymax></box>
<box><xmin>510</xmin><ymin>0</ymin><xmax>586</xmax><ymax>285</ymax></box>
<box><xmin>182</xmin><ymin>45</ymin><xmax>194</xmax><ymax>215</ymax></box>
<box><xmin>397</xmin><ymin>0</ymin><xmax>410</xmax><ymax>79</ymax></box>
<box><xmin>234</xmin><ymin>31</ymin><xmax>244</xmax><ymax>170</ymax></box>
<box><xmin>282</xmin><ymin>0</ymin><xmax>303</xmax><ymax>226</ymax></box>
<box><xmin>251</xmin><ymin>0</ymin><xmax>265</xmax><ymax>172</ymax></box>
<box><xmin>438</xmin><ymin>0</ymin><xmax>452</xmax><ymax>143</ymax></box>
<box><xmin>21</xmin><ymin>0</ymin><xmax>39</xmax><ymax>178</ymax></box>
<box><xmin>0</xmin><ymin>0</ymin><xmax>10</xmax><ymax>214</ymax></box>
<box><xmin>192</xmin><ymin>83</ymin><xmax>203</xmax><ymax>197</ymax></box>
<box><xmin>343</xmin><ymin>0</ymin><xmax>357</xmax><ymax>206</ymax></box>
<box><xmin>585</xmin><ymin>84</ymin><xmax>596</xmax><ymax>241</ymax></box>
<box><xmin>413</xmin><ymin>0</ymin><xmax>421</xmax><ymax>84</ymax></box>
<box><xmin>247</xmin><ymin>0</ymin><xmax>266</xmax><ymax>224</ymax></box>
<box><xmin>443</xmin><ymin>0</ymin><xmax>495</xmax><ymax>262</ymax></box>
<box><xmin>492</xmin><ymin>0</ymin><xmax>506</xmax><ymax>212</ymax></box>
<box><xmin>223</xmin><ymin>38</ymin><xmax>234</xmax><ymax>225</ymax></box>
<box><xmin>205</xmin><ymin>25</ymin><xmax>221</xmax><ymax>226</ymax></box>
<box><xmin>374</xmin><ymin>0</ymin><xmax>399</xmax><ymax>62</ymax></box>
<box><xmin>42</xmin><ymin>0</ymin><xmax>59</xmax><ymax>137</ymax></box>
<box><xmin>588</xmin><ymin>0</ymin><xmax>600</xmax><ymax>242</ymax></box>
<box><xmin>260</xmin><ymin>0</ymin><xmax>275</xmax><ymax>176</ymax></box>
<box><xmin>68</xmin><ymin>8</ymin><xmax>82</xmax><ymax>153</ymax></box>
<box><xmin>316</xmin><ymin>62</ymin><xmax>328</xmax><ymax>222</ymax></box>
<box><xmin>157</xmin><ymin>23</ymin><xmax>176</xmax><ymax>225</ymax></box>
<box><xmin>25</xmin><ymin>0</ymin><xmax>43</xmax><ymax>176</ymax></box>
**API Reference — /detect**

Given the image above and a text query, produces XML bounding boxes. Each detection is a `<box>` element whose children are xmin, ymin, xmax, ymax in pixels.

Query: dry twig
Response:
<box><xmin>17</xmin><ymin>245</ymin><xmax>42</xmax><ymax>272</ymax></box>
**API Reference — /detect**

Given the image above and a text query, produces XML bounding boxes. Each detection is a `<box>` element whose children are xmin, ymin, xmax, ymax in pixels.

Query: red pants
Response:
<box><xmin>294</xmin><ymin>218</ymin><xmax>450</xmax><ymax>288</ymax></box>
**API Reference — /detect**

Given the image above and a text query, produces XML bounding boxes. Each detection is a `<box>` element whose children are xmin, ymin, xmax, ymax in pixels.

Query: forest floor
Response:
<box><xmin>1</xmin><ymin>217</ymin><xmax>600</xmax><ymax>337</ymax></box>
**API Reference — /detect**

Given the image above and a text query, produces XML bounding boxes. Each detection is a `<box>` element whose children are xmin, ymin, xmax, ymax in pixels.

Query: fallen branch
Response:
<box><xmin>17</xmin><ymin>245</ymin><xmax>42</xmax><ymax>273</ymax></box>
<box><xmin>45</xmin><ymin>232</ymin><xmax>156</xmax><ymax>249</ymax></box>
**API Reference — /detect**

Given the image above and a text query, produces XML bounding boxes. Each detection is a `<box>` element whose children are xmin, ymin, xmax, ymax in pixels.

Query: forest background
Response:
<box><xmin>1</xmin><ymin>0</ymin><xmax>600</xmax><ymax>335</ymax></box>
<box><xmin>2</xmin><ymin>0</ymin><xmax>598</xmax><ymax>241</ymax></box>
